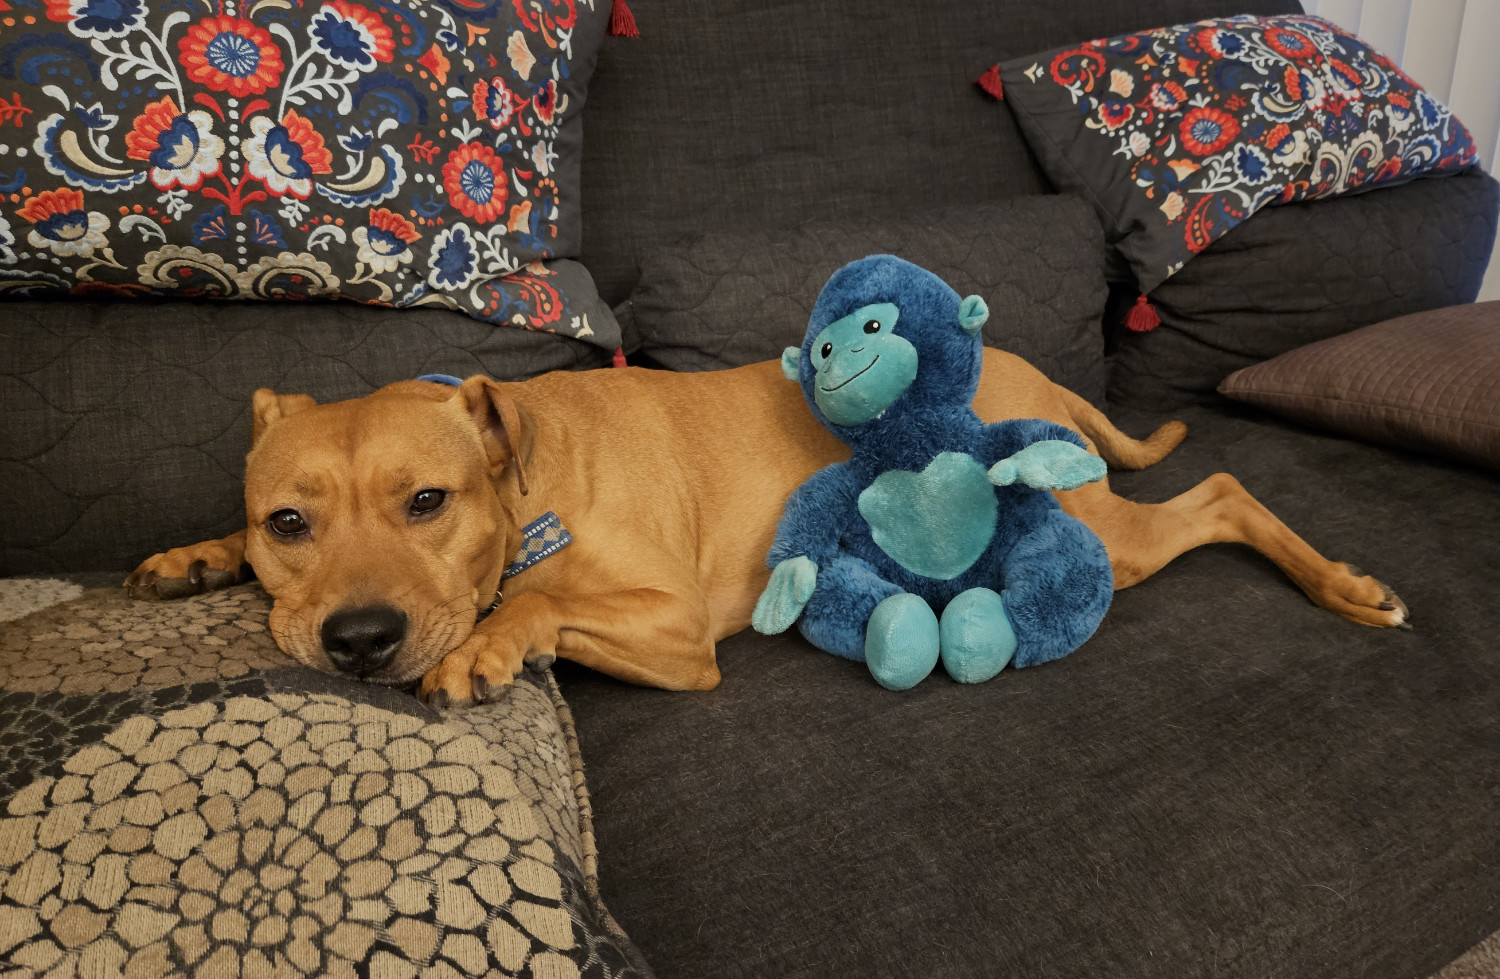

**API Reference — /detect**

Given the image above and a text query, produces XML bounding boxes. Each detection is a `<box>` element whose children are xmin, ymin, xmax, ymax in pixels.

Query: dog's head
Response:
<box><xmin>244</xmin><ymin>376</ymin><xmax>529</xmax><ymax>685</ymax></box>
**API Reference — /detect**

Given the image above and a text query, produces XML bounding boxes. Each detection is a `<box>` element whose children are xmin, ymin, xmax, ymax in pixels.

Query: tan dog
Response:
<box><xmin>127</xmin><ymin>351</ymin><xmax>1408</xmax><ymax>704</ymax></box>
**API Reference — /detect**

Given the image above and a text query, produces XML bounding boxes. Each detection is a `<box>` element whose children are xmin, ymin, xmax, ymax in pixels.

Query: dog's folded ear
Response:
<box><xmin>458</xmin><ymin>376</ymin><xmax>530</xmax><ymax>496</ymax></box>
<box><xmin>251</xmin><ymin>389</ymin><xmax>318</xmax><ymax>446</ymax></box>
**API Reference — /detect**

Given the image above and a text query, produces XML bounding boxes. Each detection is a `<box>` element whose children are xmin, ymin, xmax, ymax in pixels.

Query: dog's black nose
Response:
<box><xmin>320</xmin><ymin>605</ymin><xmax>406</xmax><ymax>675</ymax></box>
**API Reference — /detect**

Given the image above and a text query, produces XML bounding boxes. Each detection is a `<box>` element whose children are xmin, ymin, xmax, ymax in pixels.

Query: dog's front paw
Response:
<box><xmin>418</xmin><ymin>630</ymin><xmax>555</xmax><ymax>708</ymax></box>
<box><xmin>126</xmin><ymin>534</ymin><xmax>248</xmax><ymax>601</ymax></box>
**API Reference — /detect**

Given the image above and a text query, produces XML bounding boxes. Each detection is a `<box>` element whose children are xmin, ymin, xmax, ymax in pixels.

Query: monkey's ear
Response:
<box><xmin>781</xmin><ymin>347</ymin><xmax>801</xmax><ymax>381</ymax></box>
<box><xmin>958</xmin><ymin>295</ymin><xmax>989</xmax><ymax>336</ymax></box>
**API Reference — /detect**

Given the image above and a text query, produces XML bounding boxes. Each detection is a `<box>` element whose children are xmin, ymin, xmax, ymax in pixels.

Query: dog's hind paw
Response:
<box><xmin>1318</xmin><ymin>562</ymin><xmax>1410</xmax><ymax>629</ymax></box>
<box><xmin>126</xmin><ymin>534</ymin><xmax>249</xmax><ymax>601</ymax></box>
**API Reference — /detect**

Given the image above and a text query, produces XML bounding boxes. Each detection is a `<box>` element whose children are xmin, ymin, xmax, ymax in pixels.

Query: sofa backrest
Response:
<box><xmin>578</xmin><ymin>0</ymin><xmax>1302</xmax><ymax>305</ymax></box>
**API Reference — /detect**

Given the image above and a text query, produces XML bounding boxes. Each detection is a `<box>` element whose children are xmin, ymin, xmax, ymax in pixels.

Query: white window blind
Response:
<box><xmin>1302</xmin><ymin>0</ymin><xmax>1500</xmax><ymax>299</ymax></box>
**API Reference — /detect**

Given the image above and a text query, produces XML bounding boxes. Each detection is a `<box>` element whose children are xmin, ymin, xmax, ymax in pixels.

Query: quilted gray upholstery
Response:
<box><xmin>1219</xmin><ymin>301</ymin><xmax>1500</xmax><ymax>470</ymax></box>
<box><xmin>1108</xmin><ymin>168</ymin><xmax>1500</xmax><ymax>408</ymax></box>
<box><xmin>624</xmin><ymin>198</ymin><xmax>1110</xmax><ymax>404</ymax></box>
<box><xmin>0</xmin><ymin>301</ymin><xmax>610</xmax><ymax>575</ymax></box>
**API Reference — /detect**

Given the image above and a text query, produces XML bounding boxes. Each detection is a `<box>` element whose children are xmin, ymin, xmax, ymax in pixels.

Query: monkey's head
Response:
<box><xmin>781</xmin><ymin>254</ymin><xmax>989</xmax><ymax>433</ymax></box>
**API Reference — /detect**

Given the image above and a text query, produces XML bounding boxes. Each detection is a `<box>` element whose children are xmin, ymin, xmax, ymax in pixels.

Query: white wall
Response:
<box><xmin>1302</xmin><ymin>0</ymin><xmax>1500</xmax><ymax>300</ymax></box>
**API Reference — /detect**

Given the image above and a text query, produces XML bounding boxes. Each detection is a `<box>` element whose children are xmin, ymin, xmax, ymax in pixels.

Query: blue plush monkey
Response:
<box><xmin>752</xmin><ymin>255</ymin><xmax>1114</xmax><ymax>690</ymax></box>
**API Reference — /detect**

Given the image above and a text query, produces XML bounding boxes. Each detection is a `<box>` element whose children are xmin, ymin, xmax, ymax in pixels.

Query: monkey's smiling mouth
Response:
<box><xmin>821</xmin><ymin>355</ymin><xmax>880</xmax><ymax>392</ymax></box>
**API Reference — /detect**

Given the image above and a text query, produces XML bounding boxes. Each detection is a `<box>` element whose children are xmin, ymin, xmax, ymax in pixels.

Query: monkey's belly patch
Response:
<box><xmin>858</xmin><ymin>452</ymin><xmax>998</xmax><ymax>580</ymax></box>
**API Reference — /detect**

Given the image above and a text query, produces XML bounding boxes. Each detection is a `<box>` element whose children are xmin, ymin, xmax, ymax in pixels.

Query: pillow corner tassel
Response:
<box><xmin>1124</xmin><ymin>293</ymin><xmax>1161</xmax><ymax>333</ymax></box>
<box><xmin>609</xmin><ymin>0</ymin><xmax>639</xmax><ymax>38</ymax></box>
<box><xmin>975</xmin><ymin>64</ymin><xmax>1003</xmax><ymax>100</ymax></box>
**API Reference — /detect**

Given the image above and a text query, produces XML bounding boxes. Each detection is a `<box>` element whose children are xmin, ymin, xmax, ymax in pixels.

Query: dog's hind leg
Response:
<box><xmin>419</xmin><ymin>584</ymin><xmax>720</xmax><ymax>705</ymax></box>
<box><xmin>1060</xmin><ymin>474</ymin><xmax>1409</xmax><ymax>628</ymax></box>
<box><xmin>126</xmin><ymin>530</ymin><xmax>250</xmax><ymax>600</ymax></box>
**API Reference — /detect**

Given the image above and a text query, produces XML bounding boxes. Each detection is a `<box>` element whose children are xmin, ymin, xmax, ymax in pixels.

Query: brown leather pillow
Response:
<box><xmin>1218</xmin><ymin>301</ymin><xmax>1500</xmax><ymax>471</ymax></box>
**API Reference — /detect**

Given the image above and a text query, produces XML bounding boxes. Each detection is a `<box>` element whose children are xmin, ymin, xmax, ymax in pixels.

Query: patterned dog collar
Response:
<box><xmin>477</xmin><ymin>512</ymin><xmax>573</xmax><ymax>622</ymax></box>
<box><xmin>504</xmin><ymin>512</ymin><xmax>573</xmax><ymax>579</ymax></box>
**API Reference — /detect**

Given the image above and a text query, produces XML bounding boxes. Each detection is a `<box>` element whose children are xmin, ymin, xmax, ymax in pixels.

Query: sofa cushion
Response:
<box><xmin>996</xmin><ymin>14</ymin><xmax>1479</xmax><ymax>293</ymax></box>
<box><xmin>0</xmin><ymin>301</ymin><xmax>609</xmax><ymax>575</ymax></box>
<box><xmin>1107</xmin><ymin>166</ymin><xmax>1500</xmax><ymax>408</ymax></box>
<box><xmin>0</xmin><ymin>2</ymin><xmax>619</xmax><ymax>349</ymax></box>
<box><xmin>1218</xmin><ymin>301</ymin><xmax>1500</xmax><ymax>471</ymax></box>
<box><xmin>558</xmin><ymin>401</ymin><xmax>1500</xmax><ymax>979</ymax></box>
<box><xmin>578</xmin><ymin>0</ymin><xmax>1302</xmax><ymax>306</ymax></box>
<box><xmin>0</xmin><ymin>581</ymin><xmax>653</xmax><ymax>978</ymax></box>
<box><xmin>625</xmin><ymin>198</ymin><xmax>1110</xmax><ymax>405</ymax></box>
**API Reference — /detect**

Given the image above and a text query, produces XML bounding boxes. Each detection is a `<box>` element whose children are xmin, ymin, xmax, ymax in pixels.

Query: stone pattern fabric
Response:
<box><xmin>0</xmin><ymin>582</ymin><xmax>652</xmax><ymax>978</ymax></box>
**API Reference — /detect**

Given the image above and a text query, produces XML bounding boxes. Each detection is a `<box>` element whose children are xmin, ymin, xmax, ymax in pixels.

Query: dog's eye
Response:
<box><xmin>863</xmin><ymin>320</ymin><xmax>881</xmax><ymax>334</ymax></box>
<box><xmin>410</xmin><ymin>489</ymin><xmax>446</xmax><ymax>515</ymax></box>
<box><xmin>820</xmin><ymin>342</ymin><xmax>833</xmax><ymax>359</ymax></box>
<box><xmin>268</xmin><ymin>509</ymin><xmax>306</xmax><ymax>537</ymax></box>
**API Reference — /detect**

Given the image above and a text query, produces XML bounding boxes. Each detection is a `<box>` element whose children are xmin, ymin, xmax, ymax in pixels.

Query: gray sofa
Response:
<box><xmin>3</xmin><ymin>0</ymin><xmax>1499</xmax><ymax>977</ymax></box>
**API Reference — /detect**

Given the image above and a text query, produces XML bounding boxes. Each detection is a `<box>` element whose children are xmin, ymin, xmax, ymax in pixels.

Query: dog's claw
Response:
<box><xmin>152</xmin><ymin>576</ymin><xmax>201</xmax><ymax>600</ymax></box>
<box><xmin>427</xmin><ymin>688</ymin><xmax>449</xmax><ymax>709</ymax></box>
<box><xmin>527</xmin><ymin>651</ymin><xmax>557</xmax><ymax>671</ymax></box>
<box><xmin>1378</xmin><ymin>601</ymin><xmax>1396</xmax><ymax>611</ymax></box>
<box><xmin>127</xmin><ymin>543</ymin><xmax>246</xmax><ymax>603</ymax></box>
<box><xmin>202</xmin><ymin>568</ymin><xmax>239</xmax><ymax>591</ymax></box>
<box><xmin>125</xmin><ymin>570</ymin><xmax>160</xmax><ymax>601</ymax></box>
<box><xmin>472</xmin><ymin>674</ymin><xmax>489</xmax><ymax>703</ymax></box>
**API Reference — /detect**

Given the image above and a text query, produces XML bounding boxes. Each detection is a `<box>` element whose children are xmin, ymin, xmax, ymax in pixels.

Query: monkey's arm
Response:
<box><xmin>753</xmin><ymin>463</ymin><xmax>861</xmax><ymax>635</ymax></box>
<box><xmin>982</xmin><ymin>419</ymin><xmax>1106</xmax><ymax>492</ymax></box>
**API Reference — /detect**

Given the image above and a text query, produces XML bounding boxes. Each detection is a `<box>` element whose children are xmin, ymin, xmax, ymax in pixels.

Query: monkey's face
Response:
<box><xmin>803</xmin><ymin>302</ymin><xmax>918</xmax><ymax>426</ymax></box>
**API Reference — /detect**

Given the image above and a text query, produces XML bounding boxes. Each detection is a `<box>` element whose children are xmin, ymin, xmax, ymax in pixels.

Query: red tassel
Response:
<box><xmin>612</xmin><ymin>346</ymin><xmax>628</xmax><ymax>368</ymax></box>
<box><xmin>1124</xmin><ymin>293</ymin><xmax>1161</xmax><ymax>333</ymax></box>
<box><xmin>609</xmin><ymin>0</ymin><xmax>638</xmax><ymax>37</ymax></box>
<box><xmin>975</xmin><ymin>64</ymin><xmax>1003</xmax><ymax>100</ymax></box>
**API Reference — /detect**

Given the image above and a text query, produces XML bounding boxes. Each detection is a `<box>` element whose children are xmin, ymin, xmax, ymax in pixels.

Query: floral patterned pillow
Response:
<box><xmin>993</xmin><ymin>14</ymin><xmax>1478</xmax><ymax>294</ymax></box>
<box><xmin>0</xmin><ymin>0</ymin><xmax>619</xmax><ymax>347</ymax></box>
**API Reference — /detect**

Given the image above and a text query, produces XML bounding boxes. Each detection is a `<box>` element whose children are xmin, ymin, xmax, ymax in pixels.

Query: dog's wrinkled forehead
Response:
<box><xmin>246</xmin><ymin>389</ymin><xmax>482</xmax><ymax>491</ymax></box>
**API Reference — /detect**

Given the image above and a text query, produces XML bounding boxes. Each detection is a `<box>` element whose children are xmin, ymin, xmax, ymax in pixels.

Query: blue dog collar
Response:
<box><xmin>477</xmin><ymin>512</ymin><xmax>573</xmax><ymax>622</ymax></box>
<box><xmin>504</xmin><ymin>511</ymin><xmax>573</xmax><ymax>579</ymax></box>
<box><xmin>418</xmin><ymin>373</ymin><xmax>464</xmax><ymax>387</ymax></box>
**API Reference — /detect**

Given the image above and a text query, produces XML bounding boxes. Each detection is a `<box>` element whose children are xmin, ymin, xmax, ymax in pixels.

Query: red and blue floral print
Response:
<box><xmin>0</xmin><ymin>0</ymin><xmax>609</xmax><ymax>338</ymax></box>
<box><xmin>999</xmin><ymin>14</ymin><xmax>1477</xmax><ymax>292</ymax></box>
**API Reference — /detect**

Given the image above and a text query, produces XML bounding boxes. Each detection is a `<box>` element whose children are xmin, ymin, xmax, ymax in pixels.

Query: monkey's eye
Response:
<box><xmin>820</xmin><ymin>342</ymin><xmax>833</xmax><ymax>359</ymax></box>
<box><xmin>268</xmin><ymin>510</ymin><xmax>307</xmax><ymax>537</ymax></box>
<box><xmin>863</xmin><ymin>320</ymin><xmax>881</xmax><ymax>334</ymax></box>
<box><xmin>410</xmin><ymin>489</ymin><xmax>446</xmax><ymax>516</ymax></box>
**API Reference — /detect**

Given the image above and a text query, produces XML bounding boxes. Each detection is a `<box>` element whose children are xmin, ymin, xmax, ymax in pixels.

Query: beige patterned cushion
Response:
<box><xmin>0</xmin><ymin>583</ymin><xmax>651</xmax><ymax>978</ymax></box>
<box><xmin>1219</xmin><ymin>301</ymin><xmax>1500</xmax><ymax>471</ymax></box>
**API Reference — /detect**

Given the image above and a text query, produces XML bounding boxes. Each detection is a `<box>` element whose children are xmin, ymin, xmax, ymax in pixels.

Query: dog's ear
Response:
<box><xmin>458</xmin><ymin>376</ymin><xmax>529</xmax><ymax>495</ymax></box>
<box><xmin>251</xmin><ymin>389</ymin><xmax>317</xmax><ymax>446</ymax></box>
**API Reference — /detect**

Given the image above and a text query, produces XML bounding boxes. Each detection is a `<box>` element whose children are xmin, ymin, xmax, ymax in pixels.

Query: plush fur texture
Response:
<box><xmin>756</xmin><ymin>255</ymin><xmax>1114</xmax><ymax>681</ymax></box>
